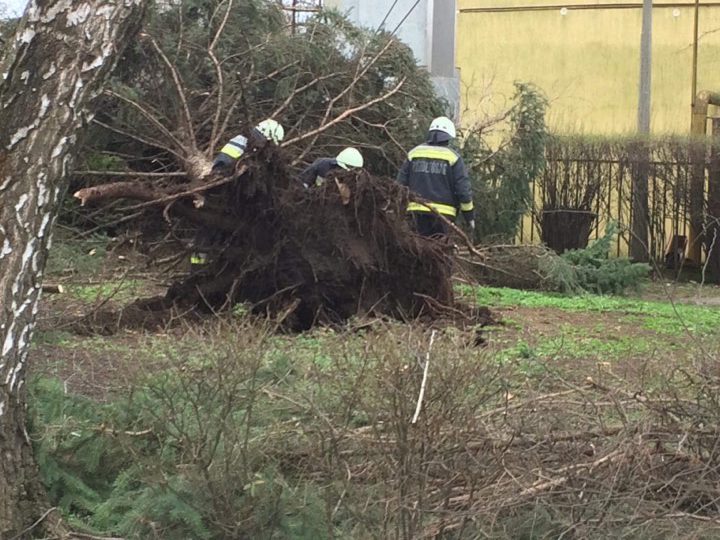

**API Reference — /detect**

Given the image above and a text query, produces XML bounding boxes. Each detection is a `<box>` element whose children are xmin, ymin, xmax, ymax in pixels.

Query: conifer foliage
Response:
<box><xmin>78</xmin><ymin>0</ymin><xmax>446</xmax><ymax>190</ymax></box>
<box><xmin>461</xmin><ymin>83</ymin><xmax>549</xmax><ymax>242</ymax></box>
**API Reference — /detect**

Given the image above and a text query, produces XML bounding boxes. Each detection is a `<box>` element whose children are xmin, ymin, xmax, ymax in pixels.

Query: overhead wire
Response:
<box><xmin>389</xmin><ymin>0</ymin><xmax>423</xmax><ymax>37</ymax></box>
<box><xmin>376</xmin><ymin>0</ymin><xmax>400</xmax><ymax>32</ymax></box>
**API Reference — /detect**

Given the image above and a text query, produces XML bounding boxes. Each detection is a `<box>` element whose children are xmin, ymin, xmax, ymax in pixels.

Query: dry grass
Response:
<box><xmin>27</xmin><ymin>300</ymin><xmax>720</xmax><ymax>538</ymax></box>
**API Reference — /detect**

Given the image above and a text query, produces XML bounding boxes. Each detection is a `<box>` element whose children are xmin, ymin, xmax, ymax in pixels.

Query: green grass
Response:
<box><xmin>67</xmin><ymin>279</ymin><xmax>149</xmax><ymax>304</ymax></box>
<box><xmin>46</xmin><ymin>232</ymin><xmax>110</xmax><ymax>276</ymax></box>
<box><xmin>497</xmin><ymin>334</ymin><xmax>664</xmax><ymax>365</ymax></box>
<box><xmin>463</xmin><ymin>285</ymin><xmax>720</xmax><ymax>337</ymax></box>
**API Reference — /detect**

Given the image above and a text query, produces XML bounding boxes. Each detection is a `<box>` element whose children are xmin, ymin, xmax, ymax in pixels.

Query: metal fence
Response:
<box><xmin>518</xmin><ymin>154</ymin><xmax>697</xmax><ymax>263</ymax></box>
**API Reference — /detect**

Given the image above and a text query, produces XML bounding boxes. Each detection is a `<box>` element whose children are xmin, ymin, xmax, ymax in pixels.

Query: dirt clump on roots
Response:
<box><xmin>83</xmin><ymin>147</ymin><xmax>491</xmax><ymax>332</ymax></box>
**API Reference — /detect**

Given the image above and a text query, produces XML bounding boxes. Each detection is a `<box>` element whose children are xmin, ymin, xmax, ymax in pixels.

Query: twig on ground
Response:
<box><xmin>411</xmin><ymin>329</ymin><xmax>436</xmax><ymax>424</ymax></box>
<box><xmin>9</xmin><ymin>507</ymin><xmax>58</xmax><ymax>540</ymax></box>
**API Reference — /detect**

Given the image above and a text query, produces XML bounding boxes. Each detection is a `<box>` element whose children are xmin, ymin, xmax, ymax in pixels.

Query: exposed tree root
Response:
<box><xmin>75</xmin><ymin>148</ymin><xmax>492</xmax><ymax>332</ymax></box>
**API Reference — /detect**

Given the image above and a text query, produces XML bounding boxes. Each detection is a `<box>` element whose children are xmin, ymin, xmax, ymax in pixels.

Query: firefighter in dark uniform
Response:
<box><xmin>210</xmin><ymin>119</ymin><xmax>285</xmax><ymax>175</ymax></box>
<box><xmin>396</xmin><ymin>116</ymin><xmax>475</xmax><ymax>238</ymax></box>
<box><xmin>190</xmin><ymin>119</ymin><xmax>284</xmax><ymax>270</ymax></box>
<box><xmin>298</xmin><ymin>147</ymin><xmax>364</xmax><ymax>188</ymax></box>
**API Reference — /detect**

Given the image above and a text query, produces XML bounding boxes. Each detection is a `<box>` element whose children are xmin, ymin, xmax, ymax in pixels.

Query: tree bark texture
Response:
<box><xmin>0</xmin><ymin>1</ymin><xmax>146</xmax><ymax>535</ymax></box>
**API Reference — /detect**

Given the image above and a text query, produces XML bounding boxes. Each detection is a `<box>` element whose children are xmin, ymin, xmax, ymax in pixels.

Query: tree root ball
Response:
<box><xmin>88</xmin><ymin>148</ymin><xmax>493</xmax><ymax>332</ymax></box>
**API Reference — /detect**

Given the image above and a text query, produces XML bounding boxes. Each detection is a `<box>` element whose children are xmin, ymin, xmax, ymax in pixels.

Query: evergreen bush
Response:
<box><xmin>28</xmin><ymin>328</ymin><xmax>332</xmax><ymax>539</ymax></box>
<box><xmin>541</xmin><ymin>222</ymin><xmax>651</xmax><ymax>295</ymax></box>
<box><xmin>461</xmin><ymin>82</ymin><xmax>549</xmax><ymax>243</ymax></box>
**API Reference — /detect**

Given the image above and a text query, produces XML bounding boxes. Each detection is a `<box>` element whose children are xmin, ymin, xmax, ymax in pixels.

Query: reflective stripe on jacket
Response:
<box><xmin>190</xmin><ymin>253</ymin><xmax>208</xmax><ymax>265</ymax></box>
<box><xmin>396</xmin><ymin>143</ymin><xmax>474</xmax><ymax>220</ymax></box>
<box><xmin>407</xmin><ymin>201</ymin><xmax>458</xmax><ymax>217</ymax></box>
<box><xmin>212</xmin><ymin>134</ymin><xmax>248</xmax><ymax>172</ymax></box>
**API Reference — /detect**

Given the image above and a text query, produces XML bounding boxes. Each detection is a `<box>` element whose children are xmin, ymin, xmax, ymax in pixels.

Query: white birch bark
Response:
<box><xmin>0</xmin><ymin>0</ymin><xmax>147</xmax><ymax>534</ymax></box>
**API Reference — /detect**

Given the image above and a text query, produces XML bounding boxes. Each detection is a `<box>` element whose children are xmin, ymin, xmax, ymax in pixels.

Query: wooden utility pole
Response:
<box><xmin>637</xmin><ymin>0</ymin><xmax>652</xmax><ymax>134</ymax></box>
<box><xmin>630</xmin><ymin>0</ymin><xmax>652</xmax><ymax>262</ymax></box>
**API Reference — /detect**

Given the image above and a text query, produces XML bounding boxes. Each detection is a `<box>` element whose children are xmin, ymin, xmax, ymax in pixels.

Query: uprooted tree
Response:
<box><xmin>0</xmin><ymin>0</ymin><xmax>147</xmax><ymax>534</ymax></box>
<box><xmin>77</xmin><ymin>0</ymin><xmax>445</xmax><ymax>183</ymax></box>
<box><xmin>76</xmin><ymin>154</ymin><xmax>461</xmax><ymax>330</ymax></box>
<box><xmin>67</xmin><ymin>0</ymin><xmax>485</xmax><ymax>329</ymax></box>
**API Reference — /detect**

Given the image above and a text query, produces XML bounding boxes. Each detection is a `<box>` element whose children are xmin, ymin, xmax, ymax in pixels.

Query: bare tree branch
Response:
<box><xmin>74</xmin><ymin>165</ymin><xmax>247</xmax><ymax>210</ymax></box>
<box><xmin>75</xmin><ymin>170</ymin><xmax>186</xmax><ymax>178</ymax></box>
<box><xmin>145</xmin><ymin>33</ymin><xmax>197</xmax><ymax>150</ymax></box>
<box><xmin>106</xmin><ymin>89</ymin><xmax>185</xmax><ymax>150</ymax></box>
<box><xmin>208</xmin><ymin>0</ymin><xmax>234</xmax><ymax>153</ymax></box>
<box><xmin>92</xmin><ymin>118</ymin><xmax>184</xmax><ymax>161</ymax></box>
<box><xmin>283</xmin><ymin>76</ymin><xmax>407</xmax><ymax>161</ymax></box>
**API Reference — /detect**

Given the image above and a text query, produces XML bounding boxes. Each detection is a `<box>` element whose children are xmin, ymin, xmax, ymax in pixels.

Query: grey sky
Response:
<box><xmin>1</xmin><ymin>0</ymin><xmax>28</xmax><ymax>16</ymax></box>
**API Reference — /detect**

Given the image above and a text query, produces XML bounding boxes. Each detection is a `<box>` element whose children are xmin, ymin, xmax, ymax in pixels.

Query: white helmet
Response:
<box><xmin>336</xmin><ymin>147</ymin><xmax>364</xmax><ymax>169</ymax></box>
<box><xmin>428</xmin><ymin>116</ymin><xmax>456</xmax><ymax>139</ymax></box>
<box><xmin>255</xmin><ymin>119</ymin><xmax>285</xmax><ymax>144</ymax></box>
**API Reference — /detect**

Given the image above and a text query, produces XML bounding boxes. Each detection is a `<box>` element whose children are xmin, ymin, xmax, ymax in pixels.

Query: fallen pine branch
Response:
<box><xmin>73</xmin><ymin>166</ymin><xmax>248</xmax><ymax>213</ymax></box>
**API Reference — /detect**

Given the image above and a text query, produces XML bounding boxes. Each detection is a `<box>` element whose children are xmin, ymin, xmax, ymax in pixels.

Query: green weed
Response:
<box><xmin>46</xmin><ymin>232</ymin><xmax>110</xmax><ymax>277</ymax></box>
<box><xmin>495</xmin><ymin>341</ymin><xmax>542</xmax><ymax>375</ymax></box>
<box><xmin>68</xmin><ymin>279</ymin><xmax>147</xmax><ymax>304</ymax></box>
<box><xmin>496</xmin><ymin>331</ymin><xmax>670</xmax><ymax>365</ymax></box>
<box><xmin>465</xmin><ymin>285</ymin><xmax>720</xmax><ymax>336</ymax></box>
<box><xmin>32</xmin><ymin>330</ymin><xmax>75</xmax><ymax>347</ymax></box>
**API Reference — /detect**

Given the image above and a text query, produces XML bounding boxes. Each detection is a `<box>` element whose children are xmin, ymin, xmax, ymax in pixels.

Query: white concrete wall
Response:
<box><xmin>326</xmin><ymin>0</ymin><xmax>460</xmax><ymax>118</ymax></box>
<box><xmin>326</xmin><ymin>0</ymin><xmax>432</xmax><ymax>67</ymax></box>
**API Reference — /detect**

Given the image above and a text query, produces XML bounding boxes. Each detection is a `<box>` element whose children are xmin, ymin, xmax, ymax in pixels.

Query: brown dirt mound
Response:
<box><xmin>165</xmin><ymin>148</ymin><xmax>457</xmax><ymax>331</ymax></box>
<box><xmin>81</xmin><ymin>147</ymin><xmax>487</xmax><ymax>332</ymax></box>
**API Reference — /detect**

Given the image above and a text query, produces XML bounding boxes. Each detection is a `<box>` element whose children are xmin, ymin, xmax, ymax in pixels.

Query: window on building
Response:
<box><xmin>280</xmin><ymin>0</ymin><xmax>323</xmax><ymax>33</ymax></box>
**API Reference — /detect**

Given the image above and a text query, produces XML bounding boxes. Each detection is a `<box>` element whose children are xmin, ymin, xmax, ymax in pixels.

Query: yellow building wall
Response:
<box><xmin>457</xmin><ymin>0</ymin><xmax>720</xmax><ymax>135</ymax></box>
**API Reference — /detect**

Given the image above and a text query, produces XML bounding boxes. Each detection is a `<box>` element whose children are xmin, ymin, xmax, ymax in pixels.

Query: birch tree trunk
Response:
<box><xmin>0</xmin><ymin>1</ymin><xmax>146</xmax><ymax>534</ymax></box>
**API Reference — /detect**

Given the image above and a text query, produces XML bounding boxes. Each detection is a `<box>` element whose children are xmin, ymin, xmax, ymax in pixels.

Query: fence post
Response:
<box><xmin>707</xmin><ymin>120</ymin><xmax>720</xmax><ymax>282</ymax></box>
<box><xmin>688</xmin><ymin>91</ymin><xmax>720</xmax><ymax>265</ymax></box>
<box><xmin>689</xmin><ymin>105</ymin><xmax>707</xmax><ymax>266</ymax></box>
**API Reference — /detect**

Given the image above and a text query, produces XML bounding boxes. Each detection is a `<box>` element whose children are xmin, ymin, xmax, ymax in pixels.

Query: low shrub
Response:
<box><xmin>542</xmin><ymin>222</ymin><xmax>651</xmax><ymax>294</ymax></box>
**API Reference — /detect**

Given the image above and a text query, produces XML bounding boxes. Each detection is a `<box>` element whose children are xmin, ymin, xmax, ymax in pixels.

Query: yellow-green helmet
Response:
<box><xmin>255</xmin><ymin>119</ymin><xmax>285</xmax><ymax>144</ymax></box>
<box><xmin>336</xmin><ymin>147</ymin><xmax>364</xmax><ymax>169</ymax></box>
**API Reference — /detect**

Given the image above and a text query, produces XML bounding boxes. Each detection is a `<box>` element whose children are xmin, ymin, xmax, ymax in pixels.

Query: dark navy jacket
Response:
<box><xmin>298</xmin><ymin>158</ymin><xmax>341</xmax><ymax>187</ymax></box>
<box><xmin>396</xmin><ymin>142</ymin><xmax>474</xmax><ymax>221</ymax></box>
